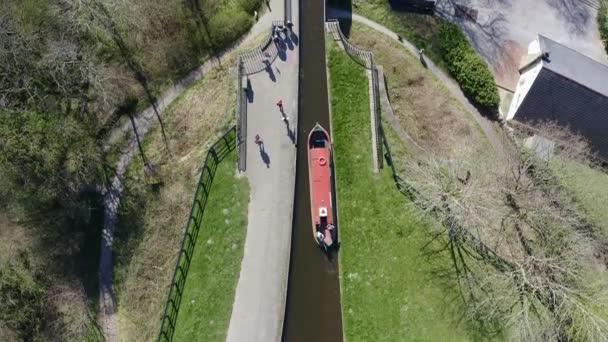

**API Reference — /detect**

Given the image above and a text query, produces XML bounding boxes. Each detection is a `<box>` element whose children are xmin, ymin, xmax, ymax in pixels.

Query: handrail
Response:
<box><xmin>326</xmin><ymin>19</ymin><xmax>383</xmax><ymax>170</ymax></box>
<box><xmin>236</xmin><ymin>57</ymin><xmax>247</xmax><ymax>172</ymax></box>
<box><xmin>157</xmin><ymin>127</ymin><xmax>237</xmax><ymax>342</ymax></box>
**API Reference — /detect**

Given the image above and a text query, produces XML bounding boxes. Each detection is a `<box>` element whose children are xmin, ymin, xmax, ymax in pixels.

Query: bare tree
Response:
<box><xmin>401</xmin><ymin>131</ymin><xmax>608</xmax><ymax>340</ymax></box>
<box><xmin>61</xmin><ymin>0</ymin><xmax>170</xmax><ymax>151</ymax></box>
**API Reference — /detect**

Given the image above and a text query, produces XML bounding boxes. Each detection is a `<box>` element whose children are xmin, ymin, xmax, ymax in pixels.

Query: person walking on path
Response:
<box><xmin>255</xmin><ymin>134</ymin><xmax>263</xmax><ymax>148</ymax></box>
<box><xmin>276</xmin><ymin>100</ymin><xmax>283</xmax><ymax>113</ymax></box>
<box><xmin>419</xmin><ymin>48</ymin><xmax>427</xmax><ymax>68</ymax></box>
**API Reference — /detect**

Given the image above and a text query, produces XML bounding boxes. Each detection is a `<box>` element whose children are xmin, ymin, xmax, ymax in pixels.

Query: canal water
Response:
<box><xmin>282</xmin><ymin>0</ymin><xmax>344</xmax><ymax>341</ymax></box>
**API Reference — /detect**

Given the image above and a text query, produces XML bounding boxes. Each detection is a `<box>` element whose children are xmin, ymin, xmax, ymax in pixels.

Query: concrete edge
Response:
<box><xmin>275</xmin><ymin>1</ymin><xmax>300</xmax><ymax>338</ymax></box>
<box><xmin>324</xmin><ymin>28</ymin><xmax>348</xmax><ymax>342</ymax></box>
<box><xmin>366</xmin><ymin>69</ymin><xmax>380</xmax><ymax>173</ymax></box>
<box><xmin>276</xmin><ymin>32</ymin><xmax>300</xmax><ymax>342</ymax></box>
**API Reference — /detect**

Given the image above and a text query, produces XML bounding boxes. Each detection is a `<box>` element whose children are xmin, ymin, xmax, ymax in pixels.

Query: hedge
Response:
<box><xmin>600</xmin><ymin>0</ymin><xmax>608</xmax><ymax>55</ymax></box>
<box><xmin>438</xmin><ymin>22</ymin><xmax>500</xmax><ymax>112</ymax></box>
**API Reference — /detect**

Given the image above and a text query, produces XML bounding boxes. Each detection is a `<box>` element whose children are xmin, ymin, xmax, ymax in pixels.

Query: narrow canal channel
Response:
<box><xmin>282</xmin><ymin>0</ymin><xmax>344</xmax><ymax>341</ymax></box>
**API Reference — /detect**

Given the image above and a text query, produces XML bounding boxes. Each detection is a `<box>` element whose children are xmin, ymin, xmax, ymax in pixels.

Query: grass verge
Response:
<box><xmin>556</xmin><ymin>158</ymin><xmax>608</xmax><ymax>234</ymax></box>
<box><xmin>328</xmin><ymin>39</ymin><xmax>484</xmax><ymax>341</ymax></box>
<box><xmin>113</xmin><ymin>58</ymin><xmax>242</xmax><ymax>341</ymax></box>
<box><xmin>346</xmin><ymin>1</ymin><xmax>498</xmax><ymax>112</ymax></box>
<box><xmin>599</xmin><ymin>0</ymin><xmax>608</xmax><ymax>54</ymax></box>
<box><xmin>171</xmin><ymin>149</ymin><xmax>249</xmax><ymax>341</ymax></box>
<box><xmin>346</xmin><ymin>0</ymin><xmax>446</xmax><ymax>69</ymax></box>
<box><xmin>347</xmin><ymin>22</ymin><xmax>489</xmax><ymax>157</ymax></box>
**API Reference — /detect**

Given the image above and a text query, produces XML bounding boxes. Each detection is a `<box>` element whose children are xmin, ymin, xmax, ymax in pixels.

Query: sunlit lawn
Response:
<box><xmin>171</xmin><ymin>149</ymin><xmax>250</xmax><ymax>342</ymax></box>
<box><xmin>328</xmin><ymin>40</ymin><xmax>483</xmax><ymax>341</ymax></box>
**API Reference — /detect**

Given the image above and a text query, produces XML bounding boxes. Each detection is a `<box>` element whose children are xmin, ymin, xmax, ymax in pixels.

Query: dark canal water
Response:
<box><xmin>281</xmin><ymin>0</ymin><xmax>344</xmax><ymax>341</ymax></box>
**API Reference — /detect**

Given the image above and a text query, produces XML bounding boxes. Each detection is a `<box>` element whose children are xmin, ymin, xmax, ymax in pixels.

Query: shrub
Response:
<box><xmin>208</xmin><ymin>7</ymin><xmax>252</xmax><ymax>50</ymax></box>
<box><xmin>600</xmin><ymin>0</ymin><xmax>608</xmax><ymax>54</ymax></box>
<box><xmin>438</xmin><ymin>22</ymin><xmax>500</xmax><ymax>112</ymax></box>
<box><xmin>238</xmin><ymin>0</ymin><xmax>263</xmax><ymax>13</ymax></box>
<box><xmin>0</xmin><ymin>264</ymin><xmax>46</xmax><ymax>340</ymax></box>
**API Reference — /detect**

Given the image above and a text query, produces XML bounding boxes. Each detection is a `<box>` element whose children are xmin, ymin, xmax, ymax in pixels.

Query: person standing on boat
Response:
<box><xmin>316</xmin><ymin>230</ymin><xmax>324</xmax><ymax>242</ymax></box>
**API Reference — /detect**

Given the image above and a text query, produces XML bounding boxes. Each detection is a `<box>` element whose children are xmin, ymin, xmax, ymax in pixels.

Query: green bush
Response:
<box><xmin>438</xmin><ymin>22</ymin><xmax>500</xmax><ymax>112</ymax></box>
<box><xmin>0</xmin><ymin>264</ymin><xmax>46</xmax><ymax>340</ymax></box>
<box><xmin>600</xmin><ymin>0</ymin><xmax>608</xmax><ymax>54</ymax></box>
<box><xmin>208</xmin><ymin>7</ymin><xmax>252</xmax><ymax>50</ymax></box>
<box><xmin>238</xmin><ymin>0</ymin><xmax>263</xmax><ymax>13</ymax></box>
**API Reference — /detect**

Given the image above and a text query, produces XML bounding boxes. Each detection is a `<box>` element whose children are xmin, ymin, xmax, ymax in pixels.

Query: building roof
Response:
<box><xmin>538</xmin><ymin>35</ymin><xmax>608</xmax><ymax>98</ymax></box>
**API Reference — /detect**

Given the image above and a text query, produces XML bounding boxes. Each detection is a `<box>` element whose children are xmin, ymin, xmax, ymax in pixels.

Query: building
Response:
<box><xmin>506</xmin><ymin>35</ymin><xmax>608</xmax><ymax>161</ymax></box>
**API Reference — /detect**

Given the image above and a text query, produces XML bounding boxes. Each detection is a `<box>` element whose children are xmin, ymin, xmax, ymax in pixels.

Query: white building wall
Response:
<box><xmin>506</xmin><ymin>38</ymin><xmax>544</xmax><ymax>120</ymax></box>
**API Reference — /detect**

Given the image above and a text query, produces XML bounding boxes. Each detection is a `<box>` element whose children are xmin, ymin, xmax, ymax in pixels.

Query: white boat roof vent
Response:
<box><xmin>319</xmin><ymin>207</ymin><xmax>328</xmax><ymax>217</ymax></box>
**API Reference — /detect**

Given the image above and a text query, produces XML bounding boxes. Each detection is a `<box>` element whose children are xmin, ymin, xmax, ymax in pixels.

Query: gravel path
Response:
<box><xmin>98</xmin><ymin>6</ymin><xmax>286</xmax><ymax>341</ymax></box>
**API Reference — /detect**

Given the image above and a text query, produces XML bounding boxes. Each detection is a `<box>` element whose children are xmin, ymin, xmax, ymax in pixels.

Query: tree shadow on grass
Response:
<box><xmin>380</xmin><ymin>127</ymin><xmax>505</xmax><ymax>339</ymax></box>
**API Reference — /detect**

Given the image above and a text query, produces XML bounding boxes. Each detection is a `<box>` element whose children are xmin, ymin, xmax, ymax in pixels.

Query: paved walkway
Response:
<box><xmin>226</xmin><ymin>1</ymin><xmax>300</xmax><ymax>341</ymax></box>
<box><xmin>105</xmin><ymin>2</ymin><xmax>285</xmax><ymax>150</ymax></box>
<box><xmin>98</xmin><ymin>2</ymin><xmax>293</xmax><ymax>341</ymax></box>
<box><xmin>328</xmin><ymin>8</ymin><xmax>506</xmax><ymax>156</ymax></box>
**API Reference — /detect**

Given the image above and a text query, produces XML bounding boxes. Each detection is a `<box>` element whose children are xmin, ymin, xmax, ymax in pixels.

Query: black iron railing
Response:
<box><xmin>157</xmin><ymin>127</ymin><xmax>237</xmax><ymax>342</ymax></box>
<box><xmin>236</xmin><ymin>58</ymin><xmax>247</xmax><ymax>172</ymax></box>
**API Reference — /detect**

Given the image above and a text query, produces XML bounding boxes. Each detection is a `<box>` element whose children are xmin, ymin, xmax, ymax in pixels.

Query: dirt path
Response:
<box><xmin>328</xmin><ymin>8</ymin><xmax>506</xmax><ymax>155</ymax></box>
<box><xmin>97</xmin><ymin>6</ymin><xmax>284</xmax><ymax>341</ymax></box>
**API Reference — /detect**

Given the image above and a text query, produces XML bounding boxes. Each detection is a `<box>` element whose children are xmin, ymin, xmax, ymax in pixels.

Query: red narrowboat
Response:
<box><xmin>307</xmin><ymin>123</ymin><xmax>337</xmax><ymax>250</ymax></box>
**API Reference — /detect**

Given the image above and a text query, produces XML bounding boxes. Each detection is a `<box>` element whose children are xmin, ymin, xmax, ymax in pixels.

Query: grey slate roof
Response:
<box><xmin>538</xmin><ymin>35</ymin><xmax>608</xmax><ymax>98</ymax></box>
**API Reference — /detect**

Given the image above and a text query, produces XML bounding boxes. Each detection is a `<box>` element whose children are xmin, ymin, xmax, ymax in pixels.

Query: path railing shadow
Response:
<box><xmin>157</xmin><ymin>127</ymin><xmax>237</xmax><ymax>342</ymax></box>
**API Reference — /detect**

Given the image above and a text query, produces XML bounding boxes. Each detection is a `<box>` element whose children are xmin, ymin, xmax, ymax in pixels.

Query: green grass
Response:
<box><xmin>345</xmin><ymin>0</ymin><xmax>446</xmax><ymax>69</ymax></box>
<box><xmin>171</xmin><ymin>149</ymin><xmax>249</xmax><ymax>342</ymax></box>
<box><xmin>112</xmin><ymin>59</ymin><xmax>242</xmax><ymax>340</ymax></box>
<box><xmin>328</xmin><ymin>41</ymin><xmax>484</xmax><ymax>341</ymax></box>
<box><xmin>556</xmin><ymin>158</ymin><xmax>608</xmax><ymax>234</ymax></box>
<box><xmin>599</xmin><ymin>0</ymin><xmax>608</xmax><ymax>54</ymax></box>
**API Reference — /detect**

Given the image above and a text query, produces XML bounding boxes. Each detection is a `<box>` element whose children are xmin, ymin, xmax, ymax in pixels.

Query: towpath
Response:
<box><xmin>226</xmin><ymin>1</ymin><xmax>300</xmax><ymax>341</ymax></box>
<box><xmin>98</xmin><ymin>1</ymin><xmax>292</xmax><ymax>341</ymax></box>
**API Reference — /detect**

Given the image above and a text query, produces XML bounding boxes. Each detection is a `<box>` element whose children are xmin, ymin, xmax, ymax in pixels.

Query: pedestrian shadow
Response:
<box><xmin>290</xmin><ymin>31</ymin><xmax>299</xmax><ymax>46</ymax></box>
<box><xmin>264</xmin><ymin>61</ymin><xmax>276</xmax><ymax>82</ymax></box>
<box><xmin>260</xmin><ymin>145</ymin><xmax>271</xmax><ymax>168</ymax></box>
<box><xmin>284</xmin><ymin>36</ymin><xmax>294</xmax><ymax>50</ymax></box>
<box><xmin>246</xmin><ymin>78</ymin><xmax>254</xmax><ymax>103</ymax></box>
<box><xmin>420</xmin><ymin>54</ymin><xmax>428</xmax><ymax>68</ymax></box>
<box><xmin>277</xmin><ymin>40</ymin><xmax>287</xmax><ymax>61</ymax></box>
<box><xmin>285</xmin><ymin>119</ymin><xmax>296</xmax><ymax>145</ymax></box>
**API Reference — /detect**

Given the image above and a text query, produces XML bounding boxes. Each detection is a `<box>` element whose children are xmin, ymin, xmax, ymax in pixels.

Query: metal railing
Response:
<box><xmin>238</xmin><ymin>22</ymin><xmax>281</xmax><ymax>75</ymax></box>
<box><xmin>326</xmin><ymin>19</ymin><xmax>383</xmax><ymax>170</ymax></box>
<box><xmin>236</xmin><ymin>57</ymin><xmax>247</xmax><ymax>172</ymax></box>
<box><xmin>157</xmin><ymin>127</ymin><xmax>237</xmax><ymax>342</ymax></box>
